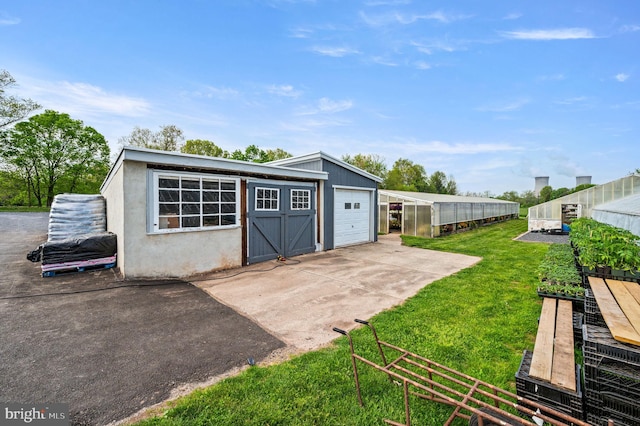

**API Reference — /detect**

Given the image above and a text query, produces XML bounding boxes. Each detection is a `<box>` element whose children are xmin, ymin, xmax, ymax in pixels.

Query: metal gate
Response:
<box><xmin>247</xmin><ymin>181</ymin><xmax>316</xmax><ymax>264</ymax></box>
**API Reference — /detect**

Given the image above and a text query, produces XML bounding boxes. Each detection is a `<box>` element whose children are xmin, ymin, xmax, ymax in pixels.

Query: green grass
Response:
<box><xmin>138</xmin><ymin>219</ymin><xmax>549</xmax><ymax>426</ymax></box>
<box><xmin>0</xmin><ymin>205</ymin><xmax>50</xmax><ymax>212</ymax></box>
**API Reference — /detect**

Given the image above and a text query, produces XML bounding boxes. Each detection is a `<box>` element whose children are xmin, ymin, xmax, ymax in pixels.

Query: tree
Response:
<box><xmin>229</xmin><ymin>145</ymin><xmax>292</xmax><ymax>163</ymax></box>
<box><xmin>342</xmin><ymin>153</ymin><xmax>387</xmax><ymax>180</ymax></box>
<box><xmin>263</xmin><ymin>148</ymin><xmax>292</xmax><ymax>162</ymax></box>
<box><xmin>0</xmin><ymin>110</ymin><xmax>110</xmax><ymax>207</ymax></box>
<box><xmin>180</xmin><ymin>139</ymin><xmax>228</xmax><ymax>157</ymax></box>
<box><xmin>1</xmin><ymin>70</ymin><xmax>41</xmax><ymax>128</ymax></box>
<box><xmin>384</xmin><ymin>158</ymin><xmax>428</xmax><ymax>191</ymax></box>
<box><xmin>551</xmin><ymin>187</ymin><xmax>570</xmax><ymax>200</ymax></box>
<box><xmin>539</xmin><ymin>185</ymin><xmax>552</xmax><ymax>203</ymax></box>
<box><xmin>427</xmin><ymin>171</ymin><xmax>458</xmax><ymax>195</ymax></box>
<box><xmin>119</xmin><ymin>125</ymin><xmax>184</xmax><ymax>151</ymax></box>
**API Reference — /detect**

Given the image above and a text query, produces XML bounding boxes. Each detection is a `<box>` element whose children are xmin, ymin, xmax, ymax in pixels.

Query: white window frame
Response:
<box><xmin>290</xmin><ymin>189</ymin><xmax>311</xmax><ymax>210</ymax></box>
<box><xmin>151</xmin><ymin>171</ymin><xmax>240</xmax><ymax>233</ymax></box>
<box><xmin>255</xmin><ymin>187</ymin><xmax>280</xmax><ymax>211</ymax></box>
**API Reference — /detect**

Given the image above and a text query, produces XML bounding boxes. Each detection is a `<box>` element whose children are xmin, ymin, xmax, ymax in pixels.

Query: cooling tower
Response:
<box><xmin>576</xmin><ymin>176</ymin><xmax>592</xmax><ymax>186</ymax></box>
<box><xmin>534</xmin><ymin>176</ymin><xmax>550</xmax><ymax>196</ymax></box>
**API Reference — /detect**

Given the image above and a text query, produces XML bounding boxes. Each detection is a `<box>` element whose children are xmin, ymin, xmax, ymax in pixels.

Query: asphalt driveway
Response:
<box><xmin>0</xmin><ymin>213</ymin><xmax>284</xmax><ymax>426</ymax></box>
<box><xmin>1</xmin><ymin>213</ymin><xmax>481</xmax><ymax>425</ymax></box>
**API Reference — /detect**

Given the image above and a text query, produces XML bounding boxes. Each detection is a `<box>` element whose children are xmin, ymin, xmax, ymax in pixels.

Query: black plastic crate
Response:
<box><xmin>584</xmin><ymin>361</ymin><xmax>640</xmax><ymax>400</ymax></box>
<box><xmin>586</xmin><ymin>410</ymin><xmax>639</xmax><ymax>426</ymax></box>
<box><xmin>584</xmin><ymin>289</ymin><xmax>606</xmax><ymax>327</ymax></box>
<box><xmin>585</xmin><ymin>388</ymin><xmax>640</xmax><ymax>426</ymax></box>
<box><xmin>582</xmin><ymin>324</ymin><xmax>640</xmax><ymax>367</ymax></box>
<box><xmin>573</xmin><ymin>312</ymin><xmax>584</xmax><ymax>346</ymax></box>
<box><xmin>515</xmin><ymin>350</ymin><xmax>584</xmax><ymax>420</ymax></box>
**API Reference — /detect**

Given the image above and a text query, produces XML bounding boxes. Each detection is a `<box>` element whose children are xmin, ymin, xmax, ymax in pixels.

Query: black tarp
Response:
<box><xmin>28</xmin><ymin>233</ymin><xmax>117</xmax><ymax>265</ymax></box>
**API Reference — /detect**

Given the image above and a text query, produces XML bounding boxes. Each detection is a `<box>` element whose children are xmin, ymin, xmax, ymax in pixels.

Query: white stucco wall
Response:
<box><xmin>101</xmin><ymin>161</ymin><xmax>126</xmax><ymax>274</ymax></box>
<box><xmin>106</xmin><ymin>161</ymin><xmax>243</xmax><ymax>278</ymax></box>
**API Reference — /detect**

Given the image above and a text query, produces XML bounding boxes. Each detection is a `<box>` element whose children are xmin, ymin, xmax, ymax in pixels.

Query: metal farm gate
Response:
<box><xmin>247</xmin><ymin>181</ymin><xmax>316</xmax><ymax>264</ymax></box>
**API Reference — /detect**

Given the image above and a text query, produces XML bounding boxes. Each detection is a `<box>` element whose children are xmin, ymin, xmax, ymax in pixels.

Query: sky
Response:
<box><xmin>2</xmin><ymin>1</ymin><xmax>639</xmax><ymax>195</ymax></box>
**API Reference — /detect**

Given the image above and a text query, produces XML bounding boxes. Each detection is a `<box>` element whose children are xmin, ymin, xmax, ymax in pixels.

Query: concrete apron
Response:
<box><xmin>193</xmin><ymin>234</ymin><xmax>481</xmax><ymax>353</ymax></box>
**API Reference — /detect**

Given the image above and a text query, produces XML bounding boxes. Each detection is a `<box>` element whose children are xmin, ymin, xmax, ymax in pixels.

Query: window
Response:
<box><xmin>291</xmin><ymin>189</ymin><xmax>311</xmax><ymax>210</ymax></box>
<box><xmin>154</xmin><ymin>172</ymin><xmax>239</xmax><ymax>232</ymax></box>
<box><xmin>345</xmin><ymin>203</ymin><xmax>352</xmax><ymax>209</ymax></box>
<box><xmin>354</xmin><ymin>202</ymin><xmax>361</xmax><ymax>209</ymax></box>
<box><xmin>255</xmin><ymin>187</ymin><xmax>279</xmax><ymax>211</ymax></box>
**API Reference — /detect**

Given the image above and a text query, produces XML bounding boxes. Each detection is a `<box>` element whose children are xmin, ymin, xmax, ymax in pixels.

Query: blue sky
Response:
<box><xmin>2</xmin><ymin>1</ymin><xmax>639</xmax><ymax>195</ymax></box>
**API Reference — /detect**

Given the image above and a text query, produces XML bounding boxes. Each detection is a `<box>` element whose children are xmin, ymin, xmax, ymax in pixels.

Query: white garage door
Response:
<box><xmin>334</xmin><ymin>188</ymin><xmax>372</xmax><ymax>247</ymax></box>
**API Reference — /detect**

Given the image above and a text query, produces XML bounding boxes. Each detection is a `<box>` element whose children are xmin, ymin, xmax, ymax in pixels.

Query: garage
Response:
<box><xmin>334</xmin><ymin>187</ymin><xmax>373</xmax><ymax>247</ymax></box>
<box><xmin>269</xmin><ymin>151</ymin><xmax>382</xmax><ymax>250</ymax></box>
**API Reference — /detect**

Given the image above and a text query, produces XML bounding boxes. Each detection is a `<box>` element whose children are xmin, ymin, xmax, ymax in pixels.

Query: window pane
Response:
<box><xmin>345</xmin><ymin>203</ymin><xmax>352</xmax><ymax>209</ymax></box>
<box><xmin>203</xmin><ymin>191</ymin><xmax>218</xmax><ymax>202</ymax></box>
<box><xmin>203</xmin><ymin>215</ymin><xmax>219</xmax><ymax>226</ymax></box>
<box><xmin>182</xmin><ymin>203</ymin><xmax>200</xmax><ymax>214</ymax></box>
<box><xmin>221</xmin><ymin>204</ymin><xmax>235</xmax><ymax>213</ymax></box>
<box><xmin>354</xmin><ymin>203</ymin><xmax>360</xmax><ymax>209</ymax></box>
<box><xmin>203</xmin><ymin>203</ymin><xmax>219</xmax><ymax>214</ymax></box>
<box><xmin>221</xmin><ymin>215</ymin><xmax>236</xmax><ymax>226</ymax></box>
<box><xmin>159</xmin><ymin>190</ymin><xmax>179</xmax><ymax>203</ymax></box>
<box><xmin>182</xmin><ymin>216</ymin><xmax>200</xmax><ymax>227</ymax></box>
<box><xmin>202</xmin><ymin>180</ymin><xmax>219</xmax><ymax>190</ymax></box>
<box><xmin>159</xmin><ymin>216</ymin><xmax>180</xmax><ymax>229</ymax></box>
<box><xmin>257</xmin><ymin>189</ymin><xmax>264</xmax><ymax>198</ymax></box>
<box><xmin>159</xmin><ymin>203</ymin><xmax>179</xmax><ymax>215</ymax></box>
<box><xmin>257</xmin><ymin>200</ymin><xmax>264</xmax><ymax>209</ymax></box>
<box><xmin>182</xmin><ymin>191</ymin><xmax>200</xmax><ymax>202</ymax></box>
<box><xmin>221</xmin><ymin>182</ymin><xmax>235</xmax><ymax>190</ymax></box>
<box><xmin>221</xmin><ymin>192</ymin><xmax>235</xmax><ymax>203</ymax></box>
<box><xmin>159</xmin><ymin>178</ymin><xmax>179</xmax><ymax>188</ymax></box>
<box><xmin>182</xmin><ymin>179</ymin><xmax>200</xmax><ymax>189</ymax></box>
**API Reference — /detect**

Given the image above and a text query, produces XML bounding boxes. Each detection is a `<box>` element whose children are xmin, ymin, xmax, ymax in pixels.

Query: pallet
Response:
<box><xmin>42</xmin><ymin>262</ymin><xmax>116</xmax><ymax>277</ymax></box>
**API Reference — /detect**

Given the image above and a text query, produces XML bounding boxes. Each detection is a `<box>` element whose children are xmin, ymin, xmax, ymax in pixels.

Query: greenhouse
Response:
<box><xmin>528</xmin><ymin>174</ymin><xmax>640</xmax><ymax>233</ymax></box>
<box><xmin>378</xmin><ymin>190</ymin><xmax>520</xmax><ymax>238</ymax></box>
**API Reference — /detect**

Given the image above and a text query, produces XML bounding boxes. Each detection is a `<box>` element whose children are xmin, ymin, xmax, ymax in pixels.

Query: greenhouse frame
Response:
<box><xmin>528</xmin><ymin>174</ymin><xmax>640</xmax><ymax>232</ymax></box>
<box><xmin>378</xmin><ymin>190</ymin><xmax>520</xmax><ymax>238</ymax></box>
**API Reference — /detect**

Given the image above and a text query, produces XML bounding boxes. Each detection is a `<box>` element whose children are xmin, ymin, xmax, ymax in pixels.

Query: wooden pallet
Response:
<box><xmin>42</xmin><ymin>262</ymin><xmax>116</xmax><ymax>277</ymax></box>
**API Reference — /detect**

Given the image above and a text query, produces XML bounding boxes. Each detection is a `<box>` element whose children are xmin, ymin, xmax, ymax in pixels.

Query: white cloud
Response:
<box><xmin>615</xmin><ymin>73</ymin><xmax>630</xmax><ymax>82</ymax></box>
<box><xmin>195</xmin><ymin>85</ymin><xmax>240</xmax><ymax>100</ymax></box>
<box><xmin>503</xmin><ymin>13</ymin><xmax>522</xmax><ymax>20</ymax></box>
<box><xmin>289</xmin><ymin>27</ymin><xmax>314</xmax><ymax>39</ymax></box>
<box><xmin>359</xmin><ymin>10</ymin><xmax>471</xmax><ymax>27</ymax></box>
<box><xmin>537</xmin><ymin>73</ymin><xmax>565</xmax><ymax>81</ymax></box>
<box><xmin>554</xmin><ymin>96</ymin><xmax>589</xmax><ymax>105</ymax></box>
<box><xmin>410</xmin><ymin>40</ymin><xmax>462</xmax><ymax>55</ymax></box>
<box><xmin>620</xmin><ymin>24</ymin><xmax>640</xmax><ymax>33</ymax></box>
<box><xmin>267</xmin><ymin>84</ymin><xmax>303</xmax><ymax>98</ymax></box>
<box><xmin>296</xmin><ymin>97</ymin><xmax>353</xmax><ymax>116</ymax></box>
<box><xmin>400</xmin><ymin>140</ymin><xmax>521</xmax><ymax>155</ymax></box>
<box><xmin>310</xmin><ymin>46</ymin><xmax>360</xmax><ymax>57</ymax></box>
<box><xmin>371</xmin><ymin>56</ymin><xmax>398</xmax><ymax>67</ymax></box>
<box><xmin>0</xmin><ymin>12</ymin><xmax>20</xmax><ymax>25</ymax></box>
<box><xmin>501</xmin><ymin>28</ymin><xmax>596</xmax><ymax>40</ymax></box>
<box><xmin>25</xmin><ymin>80</ymin><xmax>150</xmax><ymax>117</ymax></box>
<box><xmin>477</xmin><ymin>98</ymin><xmax>530</xmax><ymax>112</ymax></box>
<box><xmin>414</xmin><ymin>61</ymin><xmax>431</xmax><ymax>70</ymax></box>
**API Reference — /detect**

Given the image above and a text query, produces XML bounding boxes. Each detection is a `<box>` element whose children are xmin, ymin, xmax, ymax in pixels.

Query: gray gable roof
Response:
<box><xmin>268</xmin><ymin>151</ymin><xmax>383</xmax><ymax>183</ymax></box>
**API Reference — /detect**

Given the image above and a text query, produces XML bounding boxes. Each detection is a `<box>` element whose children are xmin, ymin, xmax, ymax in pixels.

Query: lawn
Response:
<box><xmin>138</xmin><ymin>219</ymin><xmax>549</xmax><ymax>425</ymax></box>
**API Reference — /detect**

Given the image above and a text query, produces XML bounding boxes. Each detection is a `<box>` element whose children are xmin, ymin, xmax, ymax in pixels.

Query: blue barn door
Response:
<box><xmin>247</xmin><ymin>182</ymin><xmax>316</xmax><ymax>264</ymax></box>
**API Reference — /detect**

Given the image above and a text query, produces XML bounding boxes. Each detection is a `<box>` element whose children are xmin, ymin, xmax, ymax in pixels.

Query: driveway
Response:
<box><xmin>1</xmin><ymin>214</ymin><xmax>481</xmax><ymax>425</ymax></box>
<box><xmin>0</xmin><ymin>213</ymin><xmax>284</xmax><ymax>426</ymax></box>
<box><xmin>195</xmin><ymin>234</ymin><xmax>481</xmax><ymax>351</ymax></box>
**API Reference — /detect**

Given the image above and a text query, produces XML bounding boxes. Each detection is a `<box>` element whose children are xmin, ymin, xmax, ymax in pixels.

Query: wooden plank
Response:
<box><xmin>623</xmin><ymin>280</ymin><xmax>640</xmax><ymax>305</ymax></box>
<box><xmin>608</xmin><ymin>279</ymin><xmax>640</xmax><ymax>340</ymax></box>
<box><xmin>530</xmin><ymin>298</ymin><xmax>556</xmax><ymax>381</ymax></box>
<box><xmin>590</xmin><ymin>277</ymin><xmax>640</xmax><ymax>346</ymax></box>
<box><xmin>551</xmin><ymin>300</ymin><xmax>576</xmax><ymax>391</ymax></box>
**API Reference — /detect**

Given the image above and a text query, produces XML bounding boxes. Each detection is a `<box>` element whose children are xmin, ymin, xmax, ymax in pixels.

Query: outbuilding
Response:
<box><xmin>528</xmin><ymin>174</ymin><xmax>640</xmax><ymax>233</ymax></box>
<box><xmin>378</xmin><ymin>190</ymin><xmax>520</xmax><ymax>238</ymax></box>
<box><xmin>100</xmin><ymin>147</ymin><xmax>380</xmax><ymax>278</ymax></box>
<box><xmin>269</xmin><ymin>152</ymin><xmax>382</xmax><ymax>249</ymax></box>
